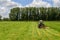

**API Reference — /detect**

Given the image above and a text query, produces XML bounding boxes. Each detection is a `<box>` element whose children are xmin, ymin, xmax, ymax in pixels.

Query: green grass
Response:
<box><xmin>0</xmin><ymin>21</ymin><xmax>60</xmax><ymax>40</ymax></box>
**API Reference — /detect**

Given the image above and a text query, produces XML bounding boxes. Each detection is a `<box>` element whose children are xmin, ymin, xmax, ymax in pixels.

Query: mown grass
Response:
<box><xmin>44</xmin><ymin>21</ymin><xmax>60</xmax><ymax>32</ymax></box>
<box><xmin>0</xmin><ymin>21</ymin><xmax>60</xmax><ymax>40</ymax></box>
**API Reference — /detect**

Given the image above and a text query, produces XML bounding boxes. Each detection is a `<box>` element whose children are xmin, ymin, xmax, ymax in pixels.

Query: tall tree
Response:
<box><xmin>9</xmin><ymin>7</ymin><xmax>60</xmax><ymax>21</ymax></box>
<box><xmin>9</xmin><ymin>7</ymin><xmax>20</xmax><ymax>21</ymax></box>
<box><xmin>0</xmin><ymin>15</ymin><xmax>2</xmax><ymax>20</ymax></box>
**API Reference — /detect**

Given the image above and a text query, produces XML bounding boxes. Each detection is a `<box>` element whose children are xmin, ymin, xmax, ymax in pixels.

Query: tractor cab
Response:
<box><xmin>38</xmin><ymin>20</ymin><xmax>45</xmax><ymax>28</ymax></box>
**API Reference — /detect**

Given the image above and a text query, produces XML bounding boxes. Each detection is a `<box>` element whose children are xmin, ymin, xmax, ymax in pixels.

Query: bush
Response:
<box><xmin>3</xmin><ymin>18</ymin><xmax>10</xmax><ymax>21</ymax></box>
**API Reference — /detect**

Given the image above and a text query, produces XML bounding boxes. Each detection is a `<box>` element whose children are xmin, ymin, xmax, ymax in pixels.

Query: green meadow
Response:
<box><xmin>0</xmin><ymin>21</ymin><xmax>60</xmax><ymax>40</ymax></box>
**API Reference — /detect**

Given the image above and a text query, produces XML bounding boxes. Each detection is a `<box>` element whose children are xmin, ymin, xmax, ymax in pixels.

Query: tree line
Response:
<box><xmin>0</xmin><ymin>7</ymin><xmax>60</xmax><ymax>21</ymax></box>
<box><xmin>9</xmin><ymin>7</ymin><xmax>60</xmax><ymax>21</ymax></box>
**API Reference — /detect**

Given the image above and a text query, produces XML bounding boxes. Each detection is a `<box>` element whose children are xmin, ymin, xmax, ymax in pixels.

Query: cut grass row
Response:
<box><xmin>0</xmin><ymin>21</ymin><xmax>60</xmax><ymax>40</ymax></box>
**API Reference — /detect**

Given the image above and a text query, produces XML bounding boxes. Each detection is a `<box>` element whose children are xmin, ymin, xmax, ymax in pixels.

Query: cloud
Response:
<box><xmin>53</xmin><ymin>0</ymin><xmax>60</xmax><ymax>7</ymax></box>
<box><xmin>0</xmin><ymin>7</ymin><xmax>6</xmax><ymax>13</ymax></box>
<box><xmin>0</xmin><ymin>7</ymin><xmax>10</xmax><ymax>18</ymax></box>
<box><xmin>25</xmin><ymin>0</ymin><xmax>52</xmax><ymax>7</ymax></box>
<box><xmin>0</xmin><ymin>0</ymin><xmax>22</xmax><ymax>18</ymax></box>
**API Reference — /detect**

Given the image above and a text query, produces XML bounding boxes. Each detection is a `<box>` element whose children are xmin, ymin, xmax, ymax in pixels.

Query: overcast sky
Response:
<box><xmin>0</xmin><ymin>0</ymin><xmax>60</xmax><ymax>18</ymax></box>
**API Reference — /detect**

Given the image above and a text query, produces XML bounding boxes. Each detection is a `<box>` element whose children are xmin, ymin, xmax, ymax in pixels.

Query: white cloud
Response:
<box><xmin>0</xmin><ymin>7</ymin><xmax>8</xmax><ymax>18</ymax></box>
<box><xmin>0</xmin><ymin>7</ymin><xmax>6</xmax><ymax>13</ymax></box>
<box><xmin>53</xmin><ymin>0</ymin><xmax>60</xmax><ymax>7</ymax></box>
<box><xmin>0</xmin><ymin>0</ymin><xmax>22</xmax><ymax>8</ymax></box>
<box><xmin>0</xmin><ymin>0</ymin><xmax>22</xmax><ymax>18</ymax></box>
<box><xmin>25</xmin><ymin>0</ymin><xmax>52</xmax><ymax>7</ymax></box>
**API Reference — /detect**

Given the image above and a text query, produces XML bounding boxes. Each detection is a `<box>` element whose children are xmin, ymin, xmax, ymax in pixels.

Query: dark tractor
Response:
<box><xmin>38</xmin><ymin>20</ymin><xmax>45</xmax><ymax>28</ymax></box>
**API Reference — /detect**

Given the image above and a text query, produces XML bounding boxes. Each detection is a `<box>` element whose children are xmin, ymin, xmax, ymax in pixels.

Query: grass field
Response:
<box><xmin>0</xmin><ymin>21</ymin><xmax>60</xmax><ymax>40</ymax></box>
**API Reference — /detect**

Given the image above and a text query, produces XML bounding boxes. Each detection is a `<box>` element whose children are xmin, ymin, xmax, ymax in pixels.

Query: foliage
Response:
<box><xmin>9</xmin><ymin>7</ymin><xmax>20</xmax><ymax>21</ymax></box>
<box><xmin>9</xmin><ymin>7</ymin><xmax>60</xmax><ymax>21</ymax></box>
<box><xmin>3</xmin><ymin>18</ymin><xmax>10</xmax><ymax>21</ymax></box>
<box><xmin>0</xmin><ymin>15</ymin><xmax>2</xmax><ymax>20</ymax></box>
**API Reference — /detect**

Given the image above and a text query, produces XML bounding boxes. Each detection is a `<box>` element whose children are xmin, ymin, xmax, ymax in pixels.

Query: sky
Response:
<box><xmin>0</xmin><ymin>0</ymin><xmax>60</xmax><ymax>18</ymax></box>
